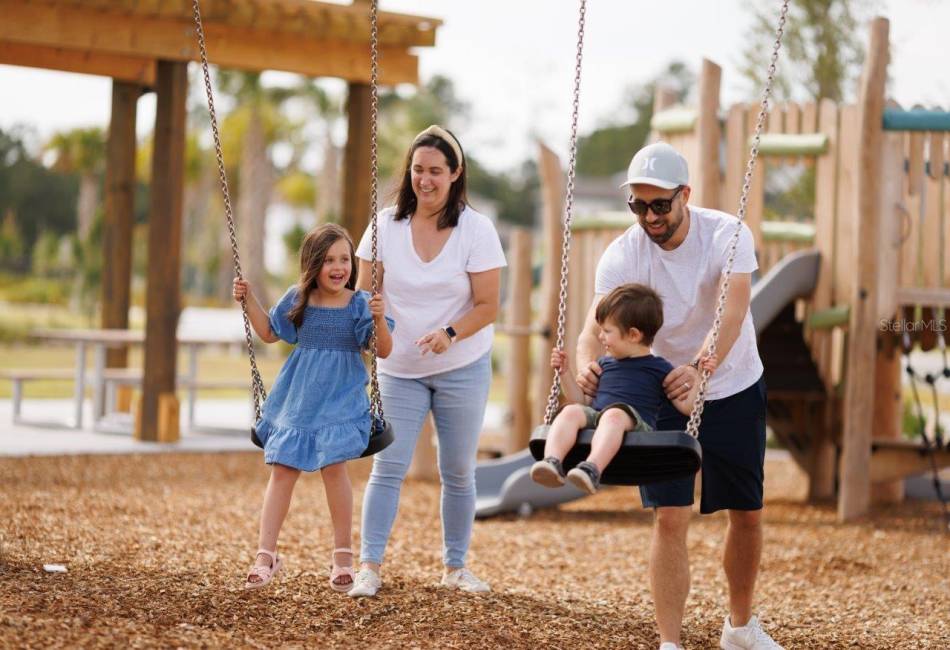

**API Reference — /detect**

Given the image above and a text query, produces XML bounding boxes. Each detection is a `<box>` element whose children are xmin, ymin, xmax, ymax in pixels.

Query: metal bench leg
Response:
<box><xmin>187</xmin><ymin>344</ymin><xmax>198</xmax><ymax>430</ymax></box>
<box><xmin>12</xmin><ymin>379</ymin><xmax>22</xmax><ymax>423</ymax></box>
<box><xmin>73</xmin><ymin>342</ymin><xmax>87</xmax><ymax>429</ymax></box>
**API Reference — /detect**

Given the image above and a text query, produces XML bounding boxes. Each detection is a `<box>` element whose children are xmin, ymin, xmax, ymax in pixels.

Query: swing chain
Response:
<box><xmin>684</xmin><ymin>0</ymin><xmax>789</xmax><ymax>439</ymax></box>
<box><xmin>544</xmin><ymin>0</ymin><xmax>588</xmax><ymax>425</ymax></box>
<box><xmin>368</xmin><ymin>0</ymin><xmax>385</xmax><ymax>429</ymax></box>
<box><xmin>191</xmin><ymin>0</ymin><xmax>267</xmax><ymax>423</ymax></box>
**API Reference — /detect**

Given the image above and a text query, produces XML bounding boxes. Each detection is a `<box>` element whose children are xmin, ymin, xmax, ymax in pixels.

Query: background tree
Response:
<box><xmin>740</xmin><ymin>0</ymin><xmax>874</xmax><ymax>223</ymax></box>
<box><xmin>576</xmin><ymin>61</ymin><xmax>694</xmax><ymax>177</ymax></box>
<box><xmin>0</xmin><ymin>127</ymin><xmax>76</xmax><ymax>271</ymax></box>
<box><xmin>44</xmin><ymin>127</ymin><xmax>105</xmax><ymax>241</ymax></box>
<box><xmin>215</xmin><ymin>70</ymin><xmax>297</xmax><ymax>303</ymax></box>
<box><xmin>739</xmin><ymin>0</ymin><xmax>873</xmax><ymax>103</ymax></box>
<box><xmin>295</xmin><ymin>80</ymin><xmax>344</xmax><ymax>223</ymax></box>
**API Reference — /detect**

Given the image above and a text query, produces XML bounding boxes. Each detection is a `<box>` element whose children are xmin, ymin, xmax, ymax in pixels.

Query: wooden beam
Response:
<box><xmin>651</xmin><ymin>108</ymin><xmax>697</xmax><ymax>134</ymax></box>
<box><xmin>138</xmin><ymin>60</ymin><xmax>187</xmax><ymax>443</ymax></box>
<box><xmin>695</xmin><ymin>58</ymin><xmax>722</xmax><ymax>210</ymax></box>
<box><xmin>870</xmin><ymin>440</ymin><xmax>950</xmax><ymax>483</ymax></box>
<box><xmin>0</xmin><ymin>42</ymin><xmax>155</xmax><ymax>85</ymax></box>
<box><xmin>340</xmin><ymin>82</ymin><xmax>372</xmax><ymax>241</ymax></box>
<box><xmin>101</xmin><ymin>80</ymin><xmax>141</xmax><ymax>370</ymax></box>
<box><xmin>838</xmin><ymin>17</ymin><xmax>889</xmax><ymax>522</ymax></box>
<box><xmin>895</xmin><ymin>286</ymin><xmax>950</xmax><ymax>308</ymax></box>
<box><xmin>0</xmin><ymin>1</ymin><xmax>419</xmax><ymax>84</ymax></box>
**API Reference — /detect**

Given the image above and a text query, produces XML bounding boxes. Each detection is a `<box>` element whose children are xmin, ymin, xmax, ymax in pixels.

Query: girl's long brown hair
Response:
<box><xmin>286</xmin><ymin>223</ymin><xmax>358</xmax><ymax>328</ymax></box>
<box><xmin>392</xmin><ymin>130</ymin><xmax>467</xmax><ymax>230</ymax></box>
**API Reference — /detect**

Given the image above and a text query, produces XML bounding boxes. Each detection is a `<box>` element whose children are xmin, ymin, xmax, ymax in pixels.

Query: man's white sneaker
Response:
<box><xmin>347</xmin><ymin>568</ymin><xmax>381</xmax><ymax>598</ymax></box>
<box><xmin>720</xmin><ymin>615</ymin><xmax>783</xmax><ymax>650</ymax></box>
<box><xmin>440</xmin><ymin>568</ymin><xmax>491</xmax><ymax>593</ymax></box>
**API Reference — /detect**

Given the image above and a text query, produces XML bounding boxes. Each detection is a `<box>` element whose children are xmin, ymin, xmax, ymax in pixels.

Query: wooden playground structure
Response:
<box><xmin>498</xmin><ymin>17</ymin><xmax>949</xmax><ymax>522</ymax></box>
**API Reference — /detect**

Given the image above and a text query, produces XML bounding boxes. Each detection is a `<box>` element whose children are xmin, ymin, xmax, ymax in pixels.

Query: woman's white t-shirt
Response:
<box><xmin>595</xmin><ymin>206</ymin><xmax>763</xmax><ymax>400</ymax></box>
<box><xmin>356</xmin><ymin>204</ymin><xmax>507</xmax><ymax>379</ymax></box>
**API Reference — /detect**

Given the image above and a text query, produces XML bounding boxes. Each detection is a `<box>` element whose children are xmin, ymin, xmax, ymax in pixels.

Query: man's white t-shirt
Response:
<box><xmin>595</xmin><ymin>206</ymin><xmax>763</xmax><ymax>400</ymax></box>
<box><xmin>356</xmin><ymin>204</ymin><xmax>507</xmax><ymax>379</ymax></box>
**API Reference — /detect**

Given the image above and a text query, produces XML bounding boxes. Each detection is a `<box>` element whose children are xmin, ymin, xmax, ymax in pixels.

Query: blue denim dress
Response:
<box><xmin>255</xmin><ymin>288</ymin><xmax>394</xmax><ymax>472</ymax></box>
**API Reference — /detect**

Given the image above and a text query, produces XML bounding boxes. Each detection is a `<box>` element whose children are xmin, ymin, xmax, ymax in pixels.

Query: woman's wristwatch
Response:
<box><xmin>441</xmin><ymin>325</ymin><xmax>458</xmax><ymax>345</ymax></box>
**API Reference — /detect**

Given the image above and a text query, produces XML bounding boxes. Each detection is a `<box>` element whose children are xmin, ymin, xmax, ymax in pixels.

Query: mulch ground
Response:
<box><xmin>2</xmin><ymin>452</ymin><xmax>948</xmax><ymax>649</ymax></box>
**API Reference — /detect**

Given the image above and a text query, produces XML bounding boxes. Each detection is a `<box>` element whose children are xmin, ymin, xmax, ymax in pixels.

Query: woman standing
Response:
<box><xmin>350</xmin><ymin>126</ymin><xmax>506</xmax><ymax>597</ymax></box>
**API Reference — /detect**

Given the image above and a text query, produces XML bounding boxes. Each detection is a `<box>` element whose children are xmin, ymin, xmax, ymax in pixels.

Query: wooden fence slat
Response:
<box><xmin>801</xmin><ymin>101</ymin><xmax>819</xmax><ymax>169</ymax></box>
<box><xmin>834</xmin><ymin>104</ymin><xmax>859</xmax><ymax>307</ymax></box>
<box><xmin>877</xmin><ymin>130</ymin><xmax>904</xmax><ymax>322</ymax></box>
<box><xmin>900</xmin><ymin>133</ymin><xmax>924</xmax><ymax>286</ymax></box>
<box><xmin>922</xmin><ymin>132</ymin><xmax>944</xmax><ymax>288</ymax></box>
<box><xmin>944</xmin><ymin>137</ymin><xmax>950</xmax><ymax>288</ymax></box>
<box><xmin>784</xmin><ymin>101</ymin><xmax>802</xmax><ymax>165</ymax></box>
<box><xmin>906</xmin><ymin>132</ymin><xmax>925</xmax><ymax>196</ymax></box>
<box><xmin>723</xmin><ymin>104</ymin><xmax>747</xmax><ymax>215</ymax></box>
<box><xmin>811</xmin><ymin>99</ymin><xmax>839</xmax><ymax>389</ymax></box>
<box><xmin>746</xmin><ymin>102</ymin><xmax>767</xmax><ymax>252</ymax></box>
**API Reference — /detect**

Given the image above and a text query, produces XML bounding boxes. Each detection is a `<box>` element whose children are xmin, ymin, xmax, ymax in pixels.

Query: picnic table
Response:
<box><xmin>7</xmin><ymin>328</ymin><xmax>250</xmax><ymax>431</ymax></box>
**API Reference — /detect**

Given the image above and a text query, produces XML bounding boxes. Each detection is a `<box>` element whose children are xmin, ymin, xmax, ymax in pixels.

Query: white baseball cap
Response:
<box><xmin>619</xmin><ymin>141</ymin><xmax>689</xmax><ymax>190</ymax></box>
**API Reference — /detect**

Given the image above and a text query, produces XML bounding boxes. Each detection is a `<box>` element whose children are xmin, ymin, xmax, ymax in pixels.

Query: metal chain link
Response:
<box><xmin>684</xmin><ymin>0</ymin><xmax>790</xmax><ymax>438</ymax></box>
<box><xmin>367</xmin><ymin>0</ymin><xmax>385</xmax><ymax>431</ymax></box>
<box><xmin>191</xmin><ymin>0</ymin><xmax>267</xmax><ymax>422</ymax></box>
<box><xmin>544</xmin><ymin>0</ymin><xmax>588</xmax><ymax>425</ymax></box>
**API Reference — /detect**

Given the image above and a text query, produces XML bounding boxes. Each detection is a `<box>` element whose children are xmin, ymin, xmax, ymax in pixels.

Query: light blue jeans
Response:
<box><xmin>360</xmin><ymin>352</ymin><xmax>491</xmax><ymax>568</ymax></box>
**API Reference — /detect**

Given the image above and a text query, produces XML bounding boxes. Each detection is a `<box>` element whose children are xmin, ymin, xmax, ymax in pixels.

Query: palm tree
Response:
<box><xmin>45</xmin><ymin>127</ymin><xmax>106</xmax><ymax>241</ymax></box>
<box><xmin>295</xmin><ymin>80</ymin><xmax>344</xmax><ymax>223</ymax></box>
<box><xmin>216</xmin><ymin>70</ymin><xmax>296</xmax><ymax>304</ymax></box>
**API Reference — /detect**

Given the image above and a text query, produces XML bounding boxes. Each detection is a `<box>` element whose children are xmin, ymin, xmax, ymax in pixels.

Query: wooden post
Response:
<box><xmin>341</xmin><ymin>82</ymin><xmax>372</xmax><ymax>240</ymax></box>
<box><xmin>137</xmin><ymin>60</ymin><xmax>187</xmax><ymax>443</ymax></box>
<box><xmin>101</xmin><ymin>80</ymin><xmax>140</xmax><ymax>371</ymax></box>
<box><xmin>838</xmin><ymin>17</ymin><xmax>889</xmax><ymax>522</ymax></box>
<box><xmin>535</xmin><ymin>142</ymin><xmax>565</xmax><ymax>425</ymax></box>
<box><xmin>506</xmin><ymin>228</ymin><xmax>533</xmax><ymax>452</ymax></box>
<box><xmin>871</xmin><ymin>333</ymin><xmax>904</xmax><ymax>503</ymax></box>
<box><xmin>694</xmin><ymin>59</ymin><xmax>722</xmax><ymax>210</ymax></box>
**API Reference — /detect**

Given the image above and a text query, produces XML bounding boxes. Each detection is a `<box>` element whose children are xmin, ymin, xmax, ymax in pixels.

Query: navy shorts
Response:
<box><xmin>639</xmin><ymin>375</ymin><xmax>767</xmax><ymax>514</ymax></box>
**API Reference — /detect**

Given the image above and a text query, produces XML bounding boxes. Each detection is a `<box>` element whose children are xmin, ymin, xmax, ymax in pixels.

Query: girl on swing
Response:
<box><xmin>531</xmin><ymin>283</ymin><xmax>717</xmax><ymax>494</ymax></box>
<box><xmin>232</xmin><ymin>223</ymin><xmax>394</xmax><ymax>592</ymax></box>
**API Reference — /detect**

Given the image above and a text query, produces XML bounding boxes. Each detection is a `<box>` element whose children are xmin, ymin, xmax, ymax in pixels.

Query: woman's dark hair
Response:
<box><xmin>286</xmin><ymin>223</ymin><xmax>357</xmax><ymax>328</ymax></box>
<box><xmin>392</xmin><ymin>130</ymin><xmax>467</xmax><ymax>230</ymax></box>
<box><xmin>595</xmin><ymin>283</ymin><xmax>664</xmax><ymax>346</ymax></box>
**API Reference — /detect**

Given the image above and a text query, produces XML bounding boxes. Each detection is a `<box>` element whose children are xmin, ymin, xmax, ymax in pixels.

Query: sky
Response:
<box><xmin>2</xmin><ymin>0</ymin><xmax>950</xmax><ymax>173</ymax></box>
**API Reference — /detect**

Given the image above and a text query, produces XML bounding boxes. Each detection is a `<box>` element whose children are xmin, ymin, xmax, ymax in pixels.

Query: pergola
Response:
<box><xmin>0</xmin><ymin>0</ymin><xmax>440</xmax><ymax>440</ymax></box>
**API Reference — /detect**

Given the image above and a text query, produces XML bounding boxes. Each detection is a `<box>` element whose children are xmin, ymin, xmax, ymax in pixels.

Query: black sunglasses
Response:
<box><xmin>627</xmin><ymin>186</ymin><xmax>684</xmax><ymax>217</ymax></box>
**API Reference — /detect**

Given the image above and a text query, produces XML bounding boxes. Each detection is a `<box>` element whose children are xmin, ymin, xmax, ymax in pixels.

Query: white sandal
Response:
<box><xmin>244</xmin><ymin>548</ymin><xmax>283</xmax><ymax>590</ymax></box>
<box><xmin>329</xmin><ymin>548</ymin><xmax>355</xmax><ymax>592</ymax></box>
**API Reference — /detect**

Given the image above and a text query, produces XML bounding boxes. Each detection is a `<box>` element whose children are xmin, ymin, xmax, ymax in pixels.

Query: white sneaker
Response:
<box><xmin>659</xmin><ymin>643</ymin><xmax>682</xmax><ymax>650</ymax></box>
<box><xmin>720</xmin><ymin>615</ymin><xmax>783</xmax><ymax>650</ymax></box>
<box><xmin>440</xmin><ymin>568</ymin><xmax>491</xmax><ymax>593</ymax></box>
<box><xmin>347</xmin><ymin>568</ymin><xmax>381</xmax><ymax>598</ymax></box>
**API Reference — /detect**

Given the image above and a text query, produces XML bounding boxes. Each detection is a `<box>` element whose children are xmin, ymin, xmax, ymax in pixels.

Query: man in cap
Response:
<box><xmin>575</xmin><ymin>142</ymin><xmax>781</xmax><ymax>649</ymax></box>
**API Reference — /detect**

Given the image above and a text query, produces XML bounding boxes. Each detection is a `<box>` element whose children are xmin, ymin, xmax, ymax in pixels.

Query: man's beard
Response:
<box><xmin>641</xmin><ymin>207</ymin><xmax>684</xmax><ymax>245</ymax></box>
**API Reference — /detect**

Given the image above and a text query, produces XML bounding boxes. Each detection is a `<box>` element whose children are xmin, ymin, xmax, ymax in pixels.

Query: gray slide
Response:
<box><xmin>474</xmin><ymin>249</ymin><xmax>821</xmax><ymax>518</ymax></box>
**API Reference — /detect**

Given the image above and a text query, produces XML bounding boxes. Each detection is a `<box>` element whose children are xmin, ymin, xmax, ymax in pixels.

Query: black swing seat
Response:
<box><xmin>529</xmin><ymin>425</ymin><xmax>702</xmax><ymax>486</ymax></box>
<box><xmin>250</xmin><ymin>418</ymin><xmax>395</xmax><ymax>458</ymax></box>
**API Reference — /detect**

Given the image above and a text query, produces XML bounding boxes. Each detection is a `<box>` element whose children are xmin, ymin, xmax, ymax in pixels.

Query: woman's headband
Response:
<box><xmin>413</xmin><ymin>125</ymin><xmax>464</xmax><ymax>168</ymax></box>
